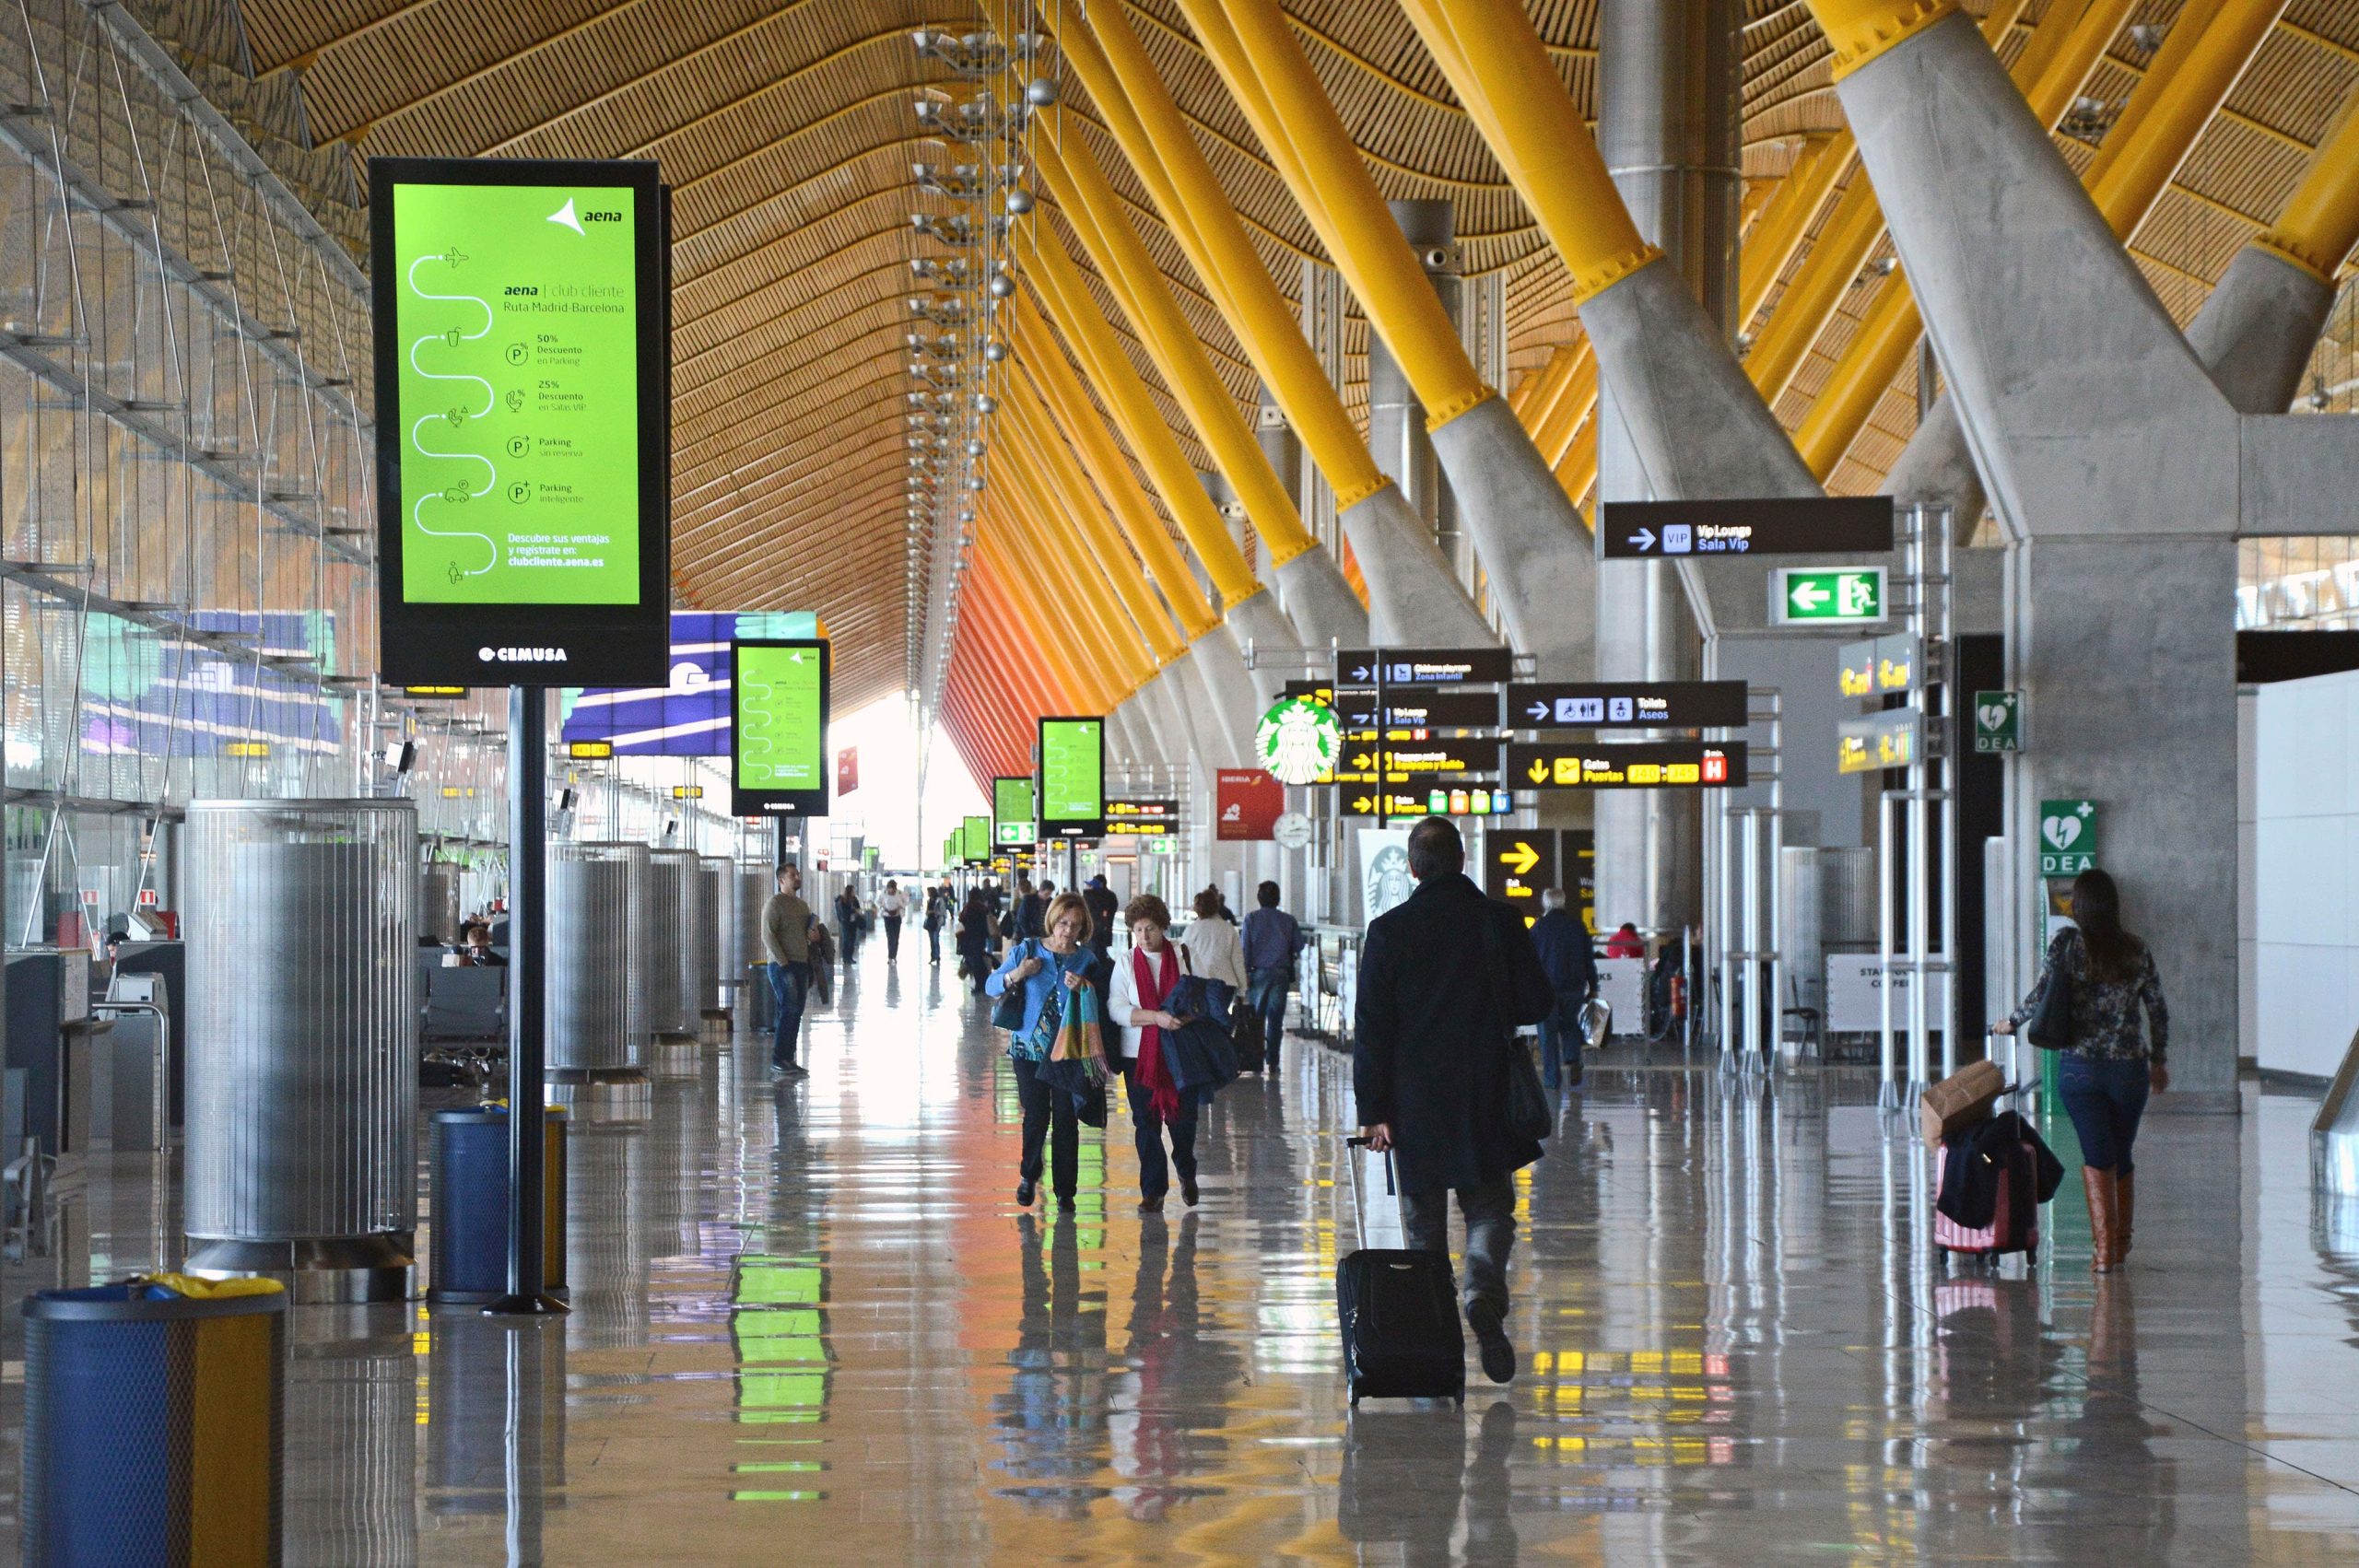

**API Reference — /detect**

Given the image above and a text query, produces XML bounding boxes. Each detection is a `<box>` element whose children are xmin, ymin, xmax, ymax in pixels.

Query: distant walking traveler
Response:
<box><xmin>762</xmin><ymin>866</ymin><xmax>817</xmax><ymax>1080</ymax></box>
<box><xmin>1356</xmin><ymin>816</ymin><xmax>1555</xmax><ymax>1384</ymax></box>
<box><xmin>957</xmin><ymin>888</ymin><xmax>994</xmax><ymax>996</ymax></box>
<box><xmin>988</xmin><ymin>894</ymin><xmax>1110</xmax><ymax>1212</ymax></box>
<box><xmin>1240</xmin><ymin>881</ymin><xmax>1303</xmax><ymax>1066</ymax></box>
<box><xmin>1109</xmin><ymin>895</ymin><xmax>1202</xmax><ymax>1213</ymax></box>
<box><xmin>1530</xmin><ymin>889</ymin><xmax>1600</xmax><ymax>1092</ymax></box>
<box><xmin>925</xmin><ymin>881</ymin><xmax>952</xmax><ymax>965</ymax></box>
<box><xmin>880</xmin><ymin>880</ymin><xmax>908</xmax><ymax>962</ymax></box>
<box><xmin>1993</xmin><ymin>868</ymin><xmax>2168</xmax><ymax>1272</ymax></box>
<box><xmin>1180</xmin><ymin>887</ymin><xmax>1249</xmax><ymax>998</ymax></box>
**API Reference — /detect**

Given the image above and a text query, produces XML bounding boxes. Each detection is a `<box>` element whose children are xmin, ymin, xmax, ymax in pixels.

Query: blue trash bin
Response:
<box><xmin>430</xmin><ymin>1106</ymin><xmax>568</xmax><ymax>1304</ymax></box>
<box><xmin>22</xmin><ymin>1276</ymin><xmax>287</xmax><ymax>1567</ymax></box>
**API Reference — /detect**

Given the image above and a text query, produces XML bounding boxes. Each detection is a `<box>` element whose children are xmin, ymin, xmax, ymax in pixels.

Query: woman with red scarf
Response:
<box><xmin>1109</xmin><ymin>895</ymin><xmax>1202</xmax><ymax>1213</ymax></box>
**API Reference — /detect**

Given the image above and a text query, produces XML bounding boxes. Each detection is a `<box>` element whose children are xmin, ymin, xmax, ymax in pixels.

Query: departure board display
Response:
<box><xmin>370</xmin><ymin>157</ymin><xmax>669</xmax><ymax>685</ymax></box>
<box><xmin>993</xmin><ymin>777</ymin><xmax>1038</xmax><ymax>848</ymax></box>
<box><xmin>1038</xmin><ymin>718</ymin><xmax>1104</xmax><ymax>839</ymax></box>
<box><xmin>729</xmin><ymin>640</ymin><xmax>829</xmax><ymax>816</ymax></box>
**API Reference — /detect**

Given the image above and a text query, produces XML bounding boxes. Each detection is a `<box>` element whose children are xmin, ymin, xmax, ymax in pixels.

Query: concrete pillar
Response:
<box><xmin>1590</xmin><ymin>0</ymin><xmax>1741</xmax><ymax>937</ymax></box>
<box><xmin>1255</xmin><ymin>389</ymin><xmax>1371</xmax><ymax>649</ymax></box>
<box><xmin>1367</xmin><ymin>202</ymin><xmax>1461</xmax><ymax>581</ymax></box>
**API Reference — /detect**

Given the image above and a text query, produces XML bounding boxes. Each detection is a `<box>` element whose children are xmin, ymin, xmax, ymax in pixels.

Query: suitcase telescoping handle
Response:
<box><xmin>1344</xmin><ymin>1135</ymin><xmax>1395</xmax><ymax>1255</ymax></box>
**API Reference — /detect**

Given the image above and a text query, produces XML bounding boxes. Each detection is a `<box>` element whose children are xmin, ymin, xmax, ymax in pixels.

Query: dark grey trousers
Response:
<box><xmin>1398</xmin><ymin>1178</ymin><xmax>1516</xmax><ymax>1317</ymax></box>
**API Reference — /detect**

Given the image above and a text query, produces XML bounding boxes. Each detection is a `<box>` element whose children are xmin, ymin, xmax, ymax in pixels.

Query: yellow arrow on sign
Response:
<box><xmin>1527</xmin><ymin>759</ymin><xmax>1549</xmax><ymax>783</ymax></box>
<box><xmin>1353</xmin><ymin>795</ymin><xmax>1376</xmax><ymax>813</ymax></box>
<box><xmin>1501</xmin><ymin>840</ymin><xmax>1541</xmax><ymax>876</ymax></box>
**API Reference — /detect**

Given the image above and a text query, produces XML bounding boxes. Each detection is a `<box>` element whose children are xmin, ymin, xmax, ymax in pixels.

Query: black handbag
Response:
<box><xmin>990</xmin><ymin>939</ymin><xmax>1033</xmax><ymax>1033</ymax></box>
<box><xmin>2024</xmin><ymin>935</ymin><xmax>2075</xmax><ymax>1051</ymax></box>
<box><xmin>1479</xmin><ymin>906</ymin><xmax>1553</xmax><ymax>1141</ymax></box>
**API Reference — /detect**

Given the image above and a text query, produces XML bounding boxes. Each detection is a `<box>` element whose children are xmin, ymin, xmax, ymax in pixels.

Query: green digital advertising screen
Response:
<box><xmin>1039</xmin><ymin>717</ymin><xmax>1104</xmax><ymax>838</ymax></box>
<box><xmin>992</xmin><ymin>777</ymin><xmax>1037</xmax><ymax>848</ymax></box>
<box><xmin>962</xmin><ymin>815</ymin><xmax>991</xmax><ymax>865</ymax></box>
<box><xmin>370</xmin><ymin>157</ymin><xmax>669</xmax><ymax>686</ymax></box>
<box><xmin>730</xmin><ymin>640</ymin><xmax>829</xmax><ymax>816</ymax></box>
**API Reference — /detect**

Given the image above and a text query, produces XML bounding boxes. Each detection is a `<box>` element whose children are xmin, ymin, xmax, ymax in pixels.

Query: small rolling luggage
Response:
<box><xmin>1932</xmin><ymin>1137</ymin><xmax>2040</xmax><ymax>1261</ymax></box>
<box><xmin>1337</xmin><ymin>1136</ymin><xmax>1464</xmax><ymax>1406</ymax></box>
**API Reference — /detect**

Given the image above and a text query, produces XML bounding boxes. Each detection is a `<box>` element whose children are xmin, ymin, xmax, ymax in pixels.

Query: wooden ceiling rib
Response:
<box><xmin>209</xmin><ymin>0</ymin><xmax>2359</xmax><ymax>720</ymax></box>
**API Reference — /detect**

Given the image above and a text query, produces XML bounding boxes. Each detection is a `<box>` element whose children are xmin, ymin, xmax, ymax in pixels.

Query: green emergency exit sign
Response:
<box><xmin>1770</xmin><ymin>567</ymin><xmax>1885</xmax><ymax>626</ymax></box>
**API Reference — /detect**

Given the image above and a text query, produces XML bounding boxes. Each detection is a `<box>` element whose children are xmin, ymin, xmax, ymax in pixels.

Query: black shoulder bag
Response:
<box><xmin>2023</xmin><ymin>933</ymin><xmax>2075</xmax><ymax>1051</ymax></box>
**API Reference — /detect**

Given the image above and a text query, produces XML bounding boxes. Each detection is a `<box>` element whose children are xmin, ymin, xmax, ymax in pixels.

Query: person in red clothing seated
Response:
<box><xmin>1603</xmin><ymin>922</ymin><xmax>1645</xmax><ymax>960</ymax></box>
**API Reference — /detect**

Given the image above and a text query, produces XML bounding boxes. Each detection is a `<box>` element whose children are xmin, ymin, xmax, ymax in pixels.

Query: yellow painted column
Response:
<box><xmin>983</xmin><ymin>494</ymin><xmax>1141</xmax><ymax>706</ymax></box>
<box><xmin>1183</xmin><ymin>0</ymin><xmax>1496</xmax><ymax>428</ymax></box>
<box><xmin>1066</xmin><ymin>0</ymin><xmax>1397</xmax><ymax>512</ymax></box>
<box><xmin>1026</xmin><ymin>133</ymin><xmax>1320</xmax><ymax>570</ymax></box>
<box><xmin>2253</xmin><ymin>85</ymin><xmax>2359</xmax><ymax>284</ymax></box>
<box><xmin>1008</xmin><ymin>297</ymin><xmax>1217</xmax><ymax>640</ymax></box>
<box><xmin>995</xmin><ymin>392</ymin><xmax>1185</xmax><ymax>665</ymax></box>
<box><xmin>1737</xmin><ymin>134</ymin><xmax>1847</xmax><ymax>332</ymax></box>
<box><xmin>1019</xmin><ymin>216</ymin><xmax>1259</xmax><ymax>607</ymax></box>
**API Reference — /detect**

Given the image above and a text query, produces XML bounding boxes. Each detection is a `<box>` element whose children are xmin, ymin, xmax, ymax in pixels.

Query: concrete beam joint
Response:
<box><xmin>1813</xmin><ymin>0</ymin><xmax>1959</xmax><ymax>77</ymax></box>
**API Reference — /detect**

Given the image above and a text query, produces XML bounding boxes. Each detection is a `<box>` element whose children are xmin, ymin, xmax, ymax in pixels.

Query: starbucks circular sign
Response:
<box><xmin>1254</xmin><ymin>696</ymin><xmax>1341</xmax><ymax>786</ymax></box>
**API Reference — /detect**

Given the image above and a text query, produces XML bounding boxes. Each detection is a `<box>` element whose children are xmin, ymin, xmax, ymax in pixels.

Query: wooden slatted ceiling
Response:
<box><xmin>224</xmin><ymin>0</ymin><xmax>2359</xmax><ymax>722</ymax></box>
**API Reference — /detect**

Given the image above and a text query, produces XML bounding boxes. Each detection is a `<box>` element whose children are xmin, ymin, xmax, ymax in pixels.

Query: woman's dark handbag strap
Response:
<box><xmin>2024</xmin><ymin>931</ymin><xmax>2076</xmax><ymax>1051</ymax></box>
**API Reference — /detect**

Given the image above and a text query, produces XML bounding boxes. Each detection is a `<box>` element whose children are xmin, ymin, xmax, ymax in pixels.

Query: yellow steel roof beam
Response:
<box><xmin>2254</xmin><ymin>82</ymin><xmax>2359</xmax><ymax>283</ymax></box>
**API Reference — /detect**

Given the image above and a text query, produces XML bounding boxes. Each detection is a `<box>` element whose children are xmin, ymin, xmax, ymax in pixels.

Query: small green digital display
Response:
<box><xmin>1039</xmin><ymin>718</ymin><xmax>1104</xmax><ymax>838</ymax></box>
<box><xmin>993</xmin><ymin>777</ymin><xmax>1037</xmax><ymax>848</ymax></box>
<box><xmin>731</xmin><ymin>640</ymin><xmax>829</xmax><ymax>815</ymax></box>
<box><xmin>961</xmin><ymin>814</ymin><xmax>991</xmax><ymax>864</ymax></box>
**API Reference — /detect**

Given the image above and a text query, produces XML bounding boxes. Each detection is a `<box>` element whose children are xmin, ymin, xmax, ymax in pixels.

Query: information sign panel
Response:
<box><xmin>370</xmin><ymin>158</ymin><xmax>670</xmax><ymax>685</ymax></box>
<box><xmin>1337</xmin><ymin>691</ymin><xmax>1500</xmax><ymax>730</ymax></box>
<box><xmin>728</xmin><ymin>639</ymin><xmax>828</xmax><ymax>817</ymax></box>
<box><xmin>992</xmin><ymin>777</ymin><xmax>1037</xmax><ymax>847</ymax></box>
<box><xmin>1839</xmin><ymin>632</ymin><xmax>1919</xmax><ymax>698</ymax></box>
<box><xmin>1508</xmin><ymin>681</ymin><xmax>1748</xmax><ymax>730</ymax></box>
<box><xmin>1972</xmin><ymin>691</ymin><xmax>2023</xmax><ymax>753</ymax></box>
<box><xmin>1771</xmin><ymin>568</ymin><xmax>1885</xmax><ymax>626</ymax></box>
<box><xmin>961</xmin><ymin>814</ymin><xmax>991</xmax><ymax>865</ymax></box>
<box><xmin>1335</xmin><ymin>648</ymin><xmax>1514</xmax><ymax>687</ymax></box>
<box><xmin>1836</xmin><ymin>709</ymin><xmax>1919</xmax><ymax>775</ymax></box>
<box><xmin>2038</xmin><ymin>799</ymin><xmax>2098</xmax><ymax>876</ymax></box>
<box><xmin>1482</xmin><ymin>830</ymin><xmax>1559</xmax><ymax>927</ymax></box>
<box><xmin>1039</xmin><ymin>718</ymin><xmax>1105</xmax><ymax>838</ymax></box>
<box><xmin>1105</xmin><ymin>799</ymin><xmax>1178</xmax><ymax>822</ymax></box>
<box><xmin>1597</xmin><ymin>496</ymin><xmax>1894</xmax><ymax>559</ymax></box>
<box><xmin>1504</xmin><ymin>741</ymin><xmax>1747</xmax><ymax>790</ymax></box>
<box><xmin>1342</xmin><ymin>788</ymin><xmax>1512</xmax><ymax>818</ymax></box>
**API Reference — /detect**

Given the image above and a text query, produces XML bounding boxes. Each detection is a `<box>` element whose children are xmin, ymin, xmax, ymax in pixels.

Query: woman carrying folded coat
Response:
<box><xmin>1109</xmin><ymin>895</ymin><xmax>1202</xmax><ymax>1214</ymax></box>
<box><xmin>1992</xmin><ymin>868</ymin><xmax>2169</xmax><ymax>1273</ymax></box>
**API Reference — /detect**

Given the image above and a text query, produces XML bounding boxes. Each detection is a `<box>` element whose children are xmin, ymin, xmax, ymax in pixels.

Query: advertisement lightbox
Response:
<box><xmin>961</xmin><ymin>814</ymin><xmax>992</xmax><ymax>865</ymax></box>
<box><xmin>370</xmin><ymin>158</ymin><xmax>671</xmax><ymax>686</ymax></box>
<box><xmin>729</xmin><ymin>640</ymin><xmax>829</xmax><ymax>817</ymax></box>
<box><xmin>992</xmin><ymin>777</ymin><xmax>1038</xmax><ymax>848</ymax></box>
<box><xmin>1038</xmin><ymin>717</ymin><xmax>1104</xmax><ymax>839</ymax></box>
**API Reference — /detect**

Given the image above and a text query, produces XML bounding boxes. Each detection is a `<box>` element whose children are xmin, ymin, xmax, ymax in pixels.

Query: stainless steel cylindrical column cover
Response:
<box><xmin>419</xmin><ymin>863</ymin><xmax>463</xmax><ymax>947</ymax></box>
<box><xmin>546</xmin><ymin>842</ymin><xmax>647</xmax><ymax>1072</ymax></box>
<box><xmin>641</xmin><ymin>849</ymin><xmax>694</xmax><ymax>1035</ymax></box>
<box><xmin>729</xmin><ymin>863</ymin><xmax>770</xmax><ymax>969</ymax></box>
<box><xmin>682</xmin><ymin>856</ymin><xmax>724</xmax><ymax>1020</ymax></box>
<box><xmin>183</xmin><ymin>799</ymin><xmax>417</xmax><ymax>1246</ymax></box>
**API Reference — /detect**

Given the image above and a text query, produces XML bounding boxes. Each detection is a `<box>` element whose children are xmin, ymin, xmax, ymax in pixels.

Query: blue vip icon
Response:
<box><xmin>1662</xmin><ymin>523</ymin><xmax>1694</xmax><ymax>554</ymax></box>
<box><xmin>1562</xmin><ymin>697</ymin><xmax>1603</xmax><ymax>723</ymax></box>
<box><xmin>1608</xmin><ymin>697</ymin><xmax>1635</xmax><ymax>722</ymax></box>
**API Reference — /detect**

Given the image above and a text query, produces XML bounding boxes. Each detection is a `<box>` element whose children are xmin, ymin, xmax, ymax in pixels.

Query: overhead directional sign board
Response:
<box><xmin>1483</xmin><ymin>829</ymin><xmax>1559</xmax><ymax>927</ymax></box>
<box><xmin>1337</xmin><ymin>691</ymin><xmax>1500</xmax><ymax>731</ymax></box>
<box><xmin>1597</xmin><ymin>497</ymin><xmax>1894</xmax><ymax>559</ymax></box>
<box><xmin>1039</xmin><ymin>717</ymin><xmax>1105</xmax><ymax>839</ymax></box>
<box><xmin>1508</xmin><ymin>681</ymin><xmax>1748</xmax><ymax>731</ymax></box>
<box><xmin>729</xmin><ymin>639</ymin><xmax>828</xmax><ymax>817</ymax></box>
<box><xmin>992</xmin><ymin>776</ymin><xmax>1037</xmax><ymax>848</ymax></box>
<box><xmin>1839</xmin><ymin>632</ymin><xmax>1919</xmax><ymax>698</ymax></box>
<box><xmin>370</xmin><ymin>157</ymin><xmax>671</xmax><ymax>686</ymax></box>
<box><xmin>1105</xmin><ymin>798</ymin><xmax>1178</xmax><ymax>838</ymax></box>
<box><xmin>1837</xmin><ymin>709</ymin><xmax>1919</xmax><ymax>776</ymax></box>
<box><xmin>1772</xmin><ymin>567</ymin><xmax>1885</xmax><ymax>626</ymax></box>
<box><xmin>1505</xmin><ymin>741</ymin><xmax>1747</xmax><ymax>790</ymax></box>
<box><xmin>1335</xmin><ymin>648</ymin><xmax>1514</xmax><ymax>687</ymax></box>
<box><xmin>1343</xmin><ymin>787</ymin><xmax>1512</xmax><ymax>818</ymax></box>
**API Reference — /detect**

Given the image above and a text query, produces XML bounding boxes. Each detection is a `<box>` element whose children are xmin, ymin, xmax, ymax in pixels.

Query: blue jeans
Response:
<box><xmin>2058</xmin><ymin>1053</ymin><xmax>2151</xmax><ymax>1173</ymax></box>
<box><xmin>768</xmin><ymin>961</ymin><xmax>810</xmax><ymax>1070</ymax></box>
<box><xmin>1249</xmin><ymin>966</ymin><xmax>1289</xmax><ymax>1058</ymax></box>
<box><xmin>1538</xmin><ymin>996</ymin><xmax>1586</xmax><ymax>1091</ymax></box>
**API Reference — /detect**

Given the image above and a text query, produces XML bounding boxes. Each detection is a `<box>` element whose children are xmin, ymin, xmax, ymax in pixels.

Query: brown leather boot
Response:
<box><xmin>2116</xmin><ymin>1169</ymin><xmax>2133</xmax><ymax>1261</ymax></box>
<box><xmin>2083</xmin><ymin>1167</ymin><xmax>2119</xmax><ymax>1273</ymax></box>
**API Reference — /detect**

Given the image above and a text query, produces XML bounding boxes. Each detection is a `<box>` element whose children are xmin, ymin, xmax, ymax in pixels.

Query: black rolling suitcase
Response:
<box><xmin>1337</xmin><ymin>1136</ymin><xmax>1464</xmax><ymax>1406</ymax></box>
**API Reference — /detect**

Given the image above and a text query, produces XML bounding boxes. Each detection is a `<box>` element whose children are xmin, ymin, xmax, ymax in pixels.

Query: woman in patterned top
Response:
<box><xmin>1993</xmin><ymin>869</ymin><xmax>2169</xmax><ymax>1273</ymax></box>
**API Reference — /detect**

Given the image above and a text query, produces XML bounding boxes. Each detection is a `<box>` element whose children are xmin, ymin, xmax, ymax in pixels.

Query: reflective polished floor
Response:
<box><xmin>8</xmin><ymin>941</ymin><xmax>2359</xmax><ymax>1563</ymax></box>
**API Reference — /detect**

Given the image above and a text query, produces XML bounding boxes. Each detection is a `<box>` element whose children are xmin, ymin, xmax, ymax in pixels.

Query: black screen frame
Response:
<box><xmin>369</xmin><ymin>156</ymin><xmax>671</xmax><ymax>686</ymax></box>
<box><xmin>729</xmin><ymin>638</ymin><xmax>831</xmax><ymax>818</ymax></box>
<box><xmin>1036</xmin><ymin>715</ymin><xmax>1106</xmax><ymax>840</ymax></box>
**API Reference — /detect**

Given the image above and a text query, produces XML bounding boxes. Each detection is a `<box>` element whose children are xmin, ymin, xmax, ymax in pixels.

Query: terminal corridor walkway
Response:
<box><xmin>8</xmin><ymin>948</ymin><xmax>2359</xmax><ymax>1563</ymax></box>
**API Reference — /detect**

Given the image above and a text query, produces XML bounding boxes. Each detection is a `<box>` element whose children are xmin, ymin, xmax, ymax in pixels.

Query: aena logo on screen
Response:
<box><xmin>478</xmin><ymin>646</ymin><xmax>570</xmax><ymax>664</ymax></box>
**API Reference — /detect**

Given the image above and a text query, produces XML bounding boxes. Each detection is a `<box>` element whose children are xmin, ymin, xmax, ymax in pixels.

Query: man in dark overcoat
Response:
<box><xmin>1355</xmin><ymin>816</ymin><xmax>1555</xmax><ymax>1384</ymax></box>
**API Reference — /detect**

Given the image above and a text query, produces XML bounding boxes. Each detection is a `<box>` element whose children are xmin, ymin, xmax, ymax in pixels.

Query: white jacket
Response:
<box><xmin>1180</xmin><ymin>916</ymin><xmax>1249</xmax><ymax>994</ymax></box>
<box><xmin>1108</xmin><ymin>941</ymin><xmax>1185</xmax><ymax>1063</ymax></box>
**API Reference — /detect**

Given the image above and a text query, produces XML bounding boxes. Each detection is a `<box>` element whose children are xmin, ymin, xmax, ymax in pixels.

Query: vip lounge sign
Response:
<box><xmin>2038</xmin><ymin>799</ymin><xmax>2098</xmax><ymax>876</ymax></box>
